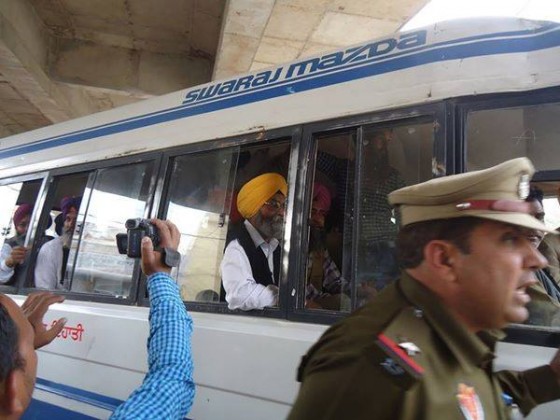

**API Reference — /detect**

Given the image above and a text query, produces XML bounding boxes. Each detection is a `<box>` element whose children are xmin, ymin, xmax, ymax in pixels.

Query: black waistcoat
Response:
<box><xmin>220</xmin><ymin>222</ymin><xmax>281</xmax><ymax>301</ymax></box>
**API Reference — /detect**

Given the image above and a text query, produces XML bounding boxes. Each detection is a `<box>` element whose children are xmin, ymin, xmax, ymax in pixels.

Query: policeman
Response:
<box><xmin>288</xmin><ymin>158</ymin><xmax>560</xmax><ymax>420</ymax></box>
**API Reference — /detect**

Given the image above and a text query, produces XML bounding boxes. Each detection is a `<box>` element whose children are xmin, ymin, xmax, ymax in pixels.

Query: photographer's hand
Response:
<box><xmin>141</xmin><ymin>219</ymin><xmax>180</xmax><ymax>276</ymax></box>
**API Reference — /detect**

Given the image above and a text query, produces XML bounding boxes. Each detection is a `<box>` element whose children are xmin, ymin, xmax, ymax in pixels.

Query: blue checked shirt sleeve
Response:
<box><xmin>111</xmin><ymin>273</ymin><xmax>195</xmax><ymax>419</ymax></box>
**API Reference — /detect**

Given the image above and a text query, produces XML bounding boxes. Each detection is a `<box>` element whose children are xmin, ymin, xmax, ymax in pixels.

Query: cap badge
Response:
<box><xmin>398</xmin><ymin>341</ymin><xmax>421</xmax><ymax>357</ymax></box>
<box><xmin>456</xmin><ymin>383</ymin><xmax>484</xmax><ymax>420</ymax></box>
<box><xmin>518</xmin><ymin>174</ymin><xmax>530</xmax><ymax>199</ymax></box>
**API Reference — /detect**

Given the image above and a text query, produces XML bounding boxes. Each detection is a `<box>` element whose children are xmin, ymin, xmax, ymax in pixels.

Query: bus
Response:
<box><xmin>1</xmin><ymin>16</ymin><xmax>560</xmax><ymax>419</ymax></box>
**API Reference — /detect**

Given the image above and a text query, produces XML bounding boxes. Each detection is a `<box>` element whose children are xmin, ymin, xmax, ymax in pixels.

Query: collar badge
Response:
<box><xmin>398</xmin><ymin>341</ymin><xmax>421</xmax><ymax>357</ymax></box>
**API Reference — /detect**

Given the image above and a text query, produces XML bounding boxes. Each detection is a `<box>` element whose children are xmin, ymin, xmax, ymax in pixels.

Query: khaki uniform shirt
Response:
<box><xmin>289</xmin><ymin>273</ymin><xmax>560</xmax><ymax>420</ymax></box>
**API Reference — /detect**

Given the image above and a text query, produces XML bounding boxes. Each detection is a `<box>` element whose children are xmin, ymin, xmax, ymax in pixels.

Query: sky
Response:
<box><xmin>402</xmin><ymin>0</ymin><xmax>560</xmax><ymax>30</ymax></box>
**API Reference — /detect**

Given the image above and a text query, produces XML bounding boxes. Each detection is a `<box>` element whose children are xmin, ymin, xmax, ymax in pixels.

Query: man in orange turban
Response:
<box><xmin>220</xmin><ymin>173</ymin><xmax>288</xmax><ymax>310</ymax></box>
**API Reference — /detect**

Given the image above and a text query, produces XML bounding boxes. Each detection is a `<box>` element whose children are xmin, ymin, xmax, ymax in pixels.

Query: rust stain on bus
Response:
<box><xmin>108</xmin><ymin>148</ymin><xmax>148</xmax><ymax>158</ymax></box>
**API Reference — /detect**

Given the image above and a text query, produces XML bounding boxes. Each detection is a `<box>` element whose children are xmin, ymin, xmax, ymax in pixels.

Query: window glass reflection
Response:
<box><xmin>69</xmin><ymin>163</ymin><xmax>154</xmax><ymax>297</ymax></box>
<box><xmin>166</xmin><ymin>151</ymin><xmax>236</xmax><ymax>303</ymax></box>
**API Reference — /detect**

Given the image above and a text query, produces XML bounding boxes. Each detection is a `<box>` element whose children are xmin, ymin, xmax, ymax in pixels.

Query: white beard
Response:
<box><xmin>61</xmin><ymin>230</ymin><xmax>73</xmax><ymax>248</ymax></box>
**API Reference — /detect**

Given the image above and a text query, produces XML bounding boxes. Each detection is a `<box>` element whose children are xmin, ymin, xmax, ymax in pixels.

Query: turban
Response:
<box><xmin>312</xmin><ymin>182</ymin><xmax>331</xmax><ymax>212</ymax></box>
<box><xmin>237</xmin><ymin>173</ymin><xmax>288</xmax><ymax>219</ymax></box>
<box><xmin>13</xmin><ymin>204</ymin><xmax>32</xmax><ymax>227</ymax></box>
<box><xmin>61</xmin><ymin>196</ymin><xmax>81</xmax><ymax>220</ymax></box>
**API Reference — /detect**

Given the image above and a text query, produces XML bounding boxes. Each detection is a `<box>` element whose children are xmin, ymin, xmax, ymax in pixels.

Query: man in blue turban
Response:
<box><xmin>34</xmin><ymin>197</ymin><xmax>81</xmax><ymax>289</ymax></box>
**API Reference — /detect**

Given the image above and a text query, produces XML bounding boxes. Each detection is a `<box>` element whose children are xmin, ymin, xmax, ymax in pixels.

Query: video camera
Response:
<box><xmin>116</xmin><ymin>218</ymin><xmax>160</xmax><ymax>258</ymax></box>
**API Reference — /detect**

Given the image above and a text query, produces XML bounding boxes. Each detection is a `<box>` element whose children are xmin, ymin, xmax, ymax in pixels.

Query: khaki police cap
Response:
<box><xmin>388</xmin><ymin>157</ymin><xmax>557</xmax><ymax>234</ymax></box>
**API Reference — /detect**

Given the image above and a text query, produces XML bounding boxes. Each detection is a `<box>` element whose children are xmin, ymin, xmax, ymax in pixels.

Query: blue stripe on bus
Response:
<box><xmin>32</xmin><ymin>378</ymin><xmax>193</xmax><ymax>419</ymax></box>
<box><xmin>22</xmin><ymin>399</ymin><xmax>98</xmax><ymax>420</ymax></box>
<box><xmin>1</xmin><ymin>24</ymin><xmax>559</xmax><ymax>160</ymax></box>
<box><xmin>35</xmin><ymin>378</ymin><xmax>123</xmax><ymax>412</ymax></box>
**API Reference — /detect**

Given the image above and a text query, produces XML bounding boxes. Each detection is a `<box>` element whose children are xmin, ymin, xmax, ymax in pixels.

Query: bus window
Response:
<box><xmin>466</xmin><ymin>102</ymin><xmax>560</xmax><ymax>170</ymax></box>
<box><xmin>305</xmin><ymin>132</ymin><xmax>355</xmax><ymax>312</ymax></box>
<box><xmin>69</xmin><ymin>162</ymin><xmax>155</xmax><ymax>297</ymax></box>
<box><xmin>33</xmin><ymin>173</ymin><xmax>89</xmax><ymax>290</ymax></box>
<box><xmin>355</xmin><ymin>122</ymin><xmax>435</xmax><ymax>307</ymax></box>
<box><xmin>165</xmin><ymin>150</ymin><xmax>238</xmax><ymax>303</ymax></box>
<box><xmin>304</xmin><ymin>123</ymin><xmax>435</xmax><ymax>312</ymax></box>
<box><xmin>221</xmin><ymin>141</ymin><xmax>291</xmax><ymax>311</ymax></box>
<box><xmin>0</xmin><ymin>179</ymin><xmax>42</xmax><ymax>288</ymax></box>
<box><xmin>525</xmin><ymin>181</ymin><xmax>560</xmax><ymax>329</ymax></box>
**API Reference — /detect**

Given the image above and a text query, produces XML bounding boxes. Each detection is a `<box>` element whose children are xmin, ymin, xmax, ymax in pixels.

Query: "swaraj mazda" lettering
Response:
<box><xmin>182</xmin><ymin>30</ymin><xmax>427</xmax><ymax>105</ymax></box>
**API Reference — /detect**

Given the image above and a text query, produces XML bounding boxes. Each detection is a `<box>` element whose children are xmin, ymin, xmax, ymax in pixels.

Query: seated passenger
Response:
<box><xmin>539</xmin><ymin>187</ymin><xmax>560</xmax><ymax>286</ymax></box>
<box><xmin>220</xmin><ymin>173</ymin><xmax>287</xmax><ymax>310</ymax></box>
<box><xmin>306</xmin><ymin>183</ymin><xmax>350</xmax><ymax>310</ymax></box>
<box><xmin>0</xmin><ymin>204</ymin><xmax>32</xmax><ymax>285</ymax></box>
<box><xmin>525</xmin><ymin>187</ymin><xmax>560</xmax><ymax>326</ymax></box>
<box><xmin>34</xmin><ymin>197</ymin><xmax>81</xmax><ymax>289</ymax></box>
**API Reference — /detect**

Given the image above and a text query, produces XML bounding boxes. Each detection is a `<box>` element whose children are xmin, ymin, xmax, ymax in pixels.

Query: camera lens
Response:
<box><xmin>125</xmin><ymin>218</ymin><xmax>140</xmax><ymax>229</ymax></box>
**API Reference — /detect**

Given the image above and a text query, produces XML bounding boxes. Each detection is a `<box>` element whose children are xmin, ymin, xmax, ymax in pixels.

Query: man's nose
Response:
<box><xmin>527</xmin><ymin>244</ymin><xmax>548</xmax><ymax>271</ymax></box>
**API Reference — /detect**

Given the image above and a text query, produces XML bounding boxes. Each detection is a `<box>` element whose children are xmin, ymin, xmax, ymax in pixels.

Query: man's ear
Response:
<box><xmin>0</xmin><ymin>371</ymin><xmax>25</xmax><ymax>416</ymax></box>
<box><xmin>423</xmin><ymin>240</ymin><xmax>458</xmax><ymax>281</ymax></box>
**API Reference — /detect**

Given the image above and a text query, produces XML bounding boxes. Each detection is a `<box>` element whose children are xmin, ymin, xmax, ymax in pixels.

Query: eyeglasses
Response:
<box><xmin>264</xmin><ymin>200</ymin><xmax>286</xmax><ymax>211</ymax></box>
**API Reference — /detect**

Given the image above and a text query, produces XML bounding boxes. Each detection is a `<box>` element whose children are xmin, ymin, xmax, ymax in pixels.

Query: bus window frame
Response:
<box><xmin>138</xmin><ymin>125</ymin><xmax>302</xmax><ymax>321</ymax></box>
<box><xmin>286</xmin><ymin>102</ymin><xmax>448</xmax><ymax>324</ymax></box>
<box><xmin>18</xmin><ymin>152</ymin><xmax>162</xmax><ymax>305</ymax></box>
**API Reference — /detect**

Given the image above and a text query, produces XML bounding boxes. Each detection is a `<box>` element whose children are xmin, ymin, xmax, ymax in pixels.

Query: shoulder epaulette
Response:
<box><xmin>365</xmin><ymin>306</ymin><xmax>429</xmax><ymax>389</ymax></box>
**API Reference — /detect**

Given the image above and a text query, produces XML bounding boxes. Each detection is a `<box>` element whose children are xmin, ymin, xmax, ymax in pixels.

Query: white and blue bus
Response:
<box><xmin>1</xmin><ymin>16</ymin><xmax>560</xmax><ymax>419</ymax></box>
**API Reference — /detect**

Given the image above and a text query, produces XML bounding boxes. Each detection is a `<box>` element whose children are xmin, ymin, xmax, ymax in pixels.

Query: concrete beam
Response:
<box><xmin>50</xmin><ymin>38</ymin><xmax>212</xmax><ymax>95</ymax></box>
<box><xmin>0</xmin><ymin>0</ymin><xmax>74</xmax><ymax>125</ymax></box>
<box><xmin>214</xmin><ymin>0</ymin><xmax>429</xmax><ymax>80</ymax></box>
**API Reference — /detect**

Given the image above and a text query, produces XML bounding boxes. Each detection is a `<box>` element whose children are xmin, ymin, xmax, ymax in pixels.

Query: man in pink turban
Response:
<box><xmin>0</xmin><ymin>204</ymin><xmax>33</xmax><ymax>285</ymax></box>
<box><xmin>220</xmin><ymin>173</ymin><xmax>288</xmax><ymax>310</ymax></box>
<box><xmin>306</xmin><ymin>183</ymin><xmax>349</xmax><ymax>311</ymax></box>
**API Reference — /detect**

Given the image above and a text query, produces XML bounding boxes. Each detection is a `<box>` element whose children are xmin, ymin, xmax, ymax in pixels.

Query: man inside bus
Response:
<box><xmin>289</xmin><ymin>158</ymin><xmax>560</xmax><ymax>420</ymax></box>
<box><xmin>0</xmin><ymin>204</ymin><xmax>32</xmax><ymax>286</ymax></box>
<box><xmin>221</xmin><ymin>173</ymin><xmax>287</xmax><ymax>311</ymax></box>
<box><xmin>524</xmin><ymin>187</ymin><xmax>560</xmax><ymax>326</ymax></box>
<box><xmin>0</xmin><ymin>219</ymin><xmax>195</xmax><ymax>419</ymax></box>
<box><xmin>305</xmin><ymin>182</ymin><xmax>350</xmax><ymax>311</ymax></box>
<box><xmin>539</xmin><ymin>186</ymin><xmax>560</xmax><ymax>285</ymax></box>
<box><xmin>34</xmin><ymin>197</ymin><xmax>81</xmax><ymax>290</ymax></box>
<box><xmin>357</xmin><ymin>128</ymin><xmax>405</xmax><ymax>294</ymax></box>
